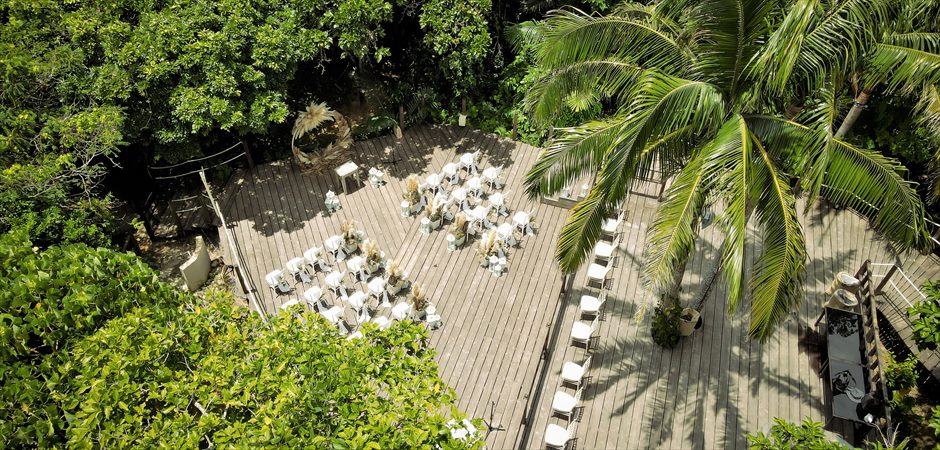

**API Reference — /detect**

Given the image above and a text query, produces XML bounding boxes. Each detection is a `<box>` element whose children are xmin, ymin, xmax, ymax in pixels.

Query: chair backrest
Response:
<box><xmin>598</xmin><ymin>291</ymin><xmax>608</xmax><ymax>308</ymax></box>
<box><xmin>582</xmin><ymin>355</ymin><xmax>593</xmax><ymax>373</ymax></box>
<box><xmin>566</xmin><ymin>420</ymin><xmax>578</xmax><ymax>438</ymax></box>
<box><xmin>573</xmin><ymin>385</ymin><xmax>585</xmax><ymax>403</ymax></box>
<box><xmin>590</xmin><ymin>317</ymin><xmax>600</xmax><ymax>332</ymax></box>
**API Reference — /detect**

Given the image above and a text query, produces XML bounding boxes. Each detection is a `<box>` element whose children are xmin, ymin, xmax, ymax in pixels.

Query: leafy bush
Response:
<box><xmin>651</xmin><ymin>302</ymin><xmax>682</xmax><ymax>349</ymax></box>
<box><xmin>0</xmin><ymin>234</ymin><xmax>476</xmax><ymax>448</ymax></box>
<box><xmin>908</xmin><ymin>280</ymin><xmax>940</xmax><ymax>351</ymax></box>
<box><xmin>929</xmin><ymin>406</ymin><xmax>940</xmax><ymax>437</ymax></box>
<box><xmin>352</xmin><ymin>115</ymin><xmax>399</xmax><ymax>140</ymax></box>
<box><xmin>747</xmin><ymin>418</ymin><xmax>848</xmax><ymax>449</ymax></box>
<box><xmin>885</xmin><ymin>352</ymin><xmax>919</xmax><ymax>391</ymax></box>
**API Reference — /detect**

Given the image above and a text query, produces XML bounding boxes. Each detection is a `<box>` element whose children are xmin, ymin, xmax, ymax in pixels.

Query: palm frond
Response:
<box><xmin>821</xmin><ymin>139</ymin><xmax>932</xmax><ymax>252</ymax></box>
<box><xmin>524</xmin><ymin>59</ymin><xmax>645</xmax><ymax>124</ymax></box>
<box><xmin>866</xmin><ymin>33</ymin><xmax>940</xmax><ymax>95</ymax></box>
<box><xmin>536</xmin><ymin>8</ymin><xmax>689</xmax><ymax>74</ymax></box>
<box><xmin>704</xmin><ymin>115</ymin><xmax>753</xmax><ymax>312</ymax></box>
<box><xmin>630</xmin><ymin>73</ymin><xmax>727</xmax><ymax>147</ymax></box>
<box><xmin>507</xmin><ymin>21</ymin><xmax>547</xmax><ymax>54</ymax></box>
<box><xmin>643</xmin><ymin>150</ymin><xmax>708</xmax><ymax>296</ymax></box>
<box><xmin>749</xmin><ymin>0</ymin><xmax>888</xmax><ymax>95</ymax></box>
<box><xmin>523</xmin><ymin>117</ymin><xmax>629</xmax><ymax>198</ymax></box>
<box><xmin>748</xmin><ymin>136</ymin><xmax>806</xmax><ymax>342</ymax></box>
<box><xmin>555</xmin><ymin>189</ymin><xmax>613</xmax><ymax>272</ymax></box>
<box><xmin>695</xmin><ymin>0</ymin><xmax>774</xmax><ymax>97</ymax></box>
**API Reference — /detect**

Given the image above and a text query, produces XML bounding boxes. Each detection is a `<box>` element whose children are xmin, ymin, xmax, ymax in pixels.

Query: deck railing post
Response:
<box><xmin>240</xmin><ymin>141</ymin><xmax>255</xmax><ymax>168</ymax></box>
<box><xmin>875</xmin><ymin>264</ymin><xmax>898</xmax><ymax>295</ymax></box>
<box><xmin>399</xmin><ymin>105</ymin><xmax>405</xmax><ymax>130</ymax></box>
<box><xmin>512</xmin><ymin>112</ymin><xmax>519</xmax><ymax>140</ymax></box>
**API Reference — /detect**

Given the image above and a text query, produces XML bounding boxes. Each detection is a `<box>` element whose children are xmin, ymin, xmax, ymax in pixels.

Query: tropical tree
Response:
<box><xmin>520</xmin><ymin>0</ymin><xmax>933</xmax><ymax>341</ymax></box>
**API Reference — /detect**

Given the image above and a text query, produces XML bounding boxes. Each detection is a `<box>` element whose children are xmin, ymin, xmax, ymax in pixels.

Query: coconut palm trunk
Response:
<box><xmin>834</xmin><ymin>89</ymin><xmax>873</xmax><ymax>138</ymax></box>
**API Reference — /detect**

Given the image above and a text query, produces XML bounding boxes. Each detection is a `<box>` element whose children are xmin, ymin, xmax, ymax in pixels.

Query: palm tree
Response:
<box><xmin>520</xmin><ymin>0</ymin><xmax>933</xmax><ymax>341</ymax></box>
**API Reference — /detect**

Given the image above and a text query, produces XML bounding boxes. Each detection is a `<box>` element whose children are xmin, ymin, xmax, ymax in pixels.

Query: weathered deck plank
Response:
<box><xmin>218</xmin><ymin>125</ymin><xmax>940</xmax><ymax>449</ymax></box>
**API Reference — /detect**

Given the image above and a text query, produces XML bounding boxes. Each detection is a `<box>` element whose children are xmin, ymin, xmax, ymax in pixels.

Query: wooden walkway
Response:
<box><xmin>218</xmin><ymin>125</ymin><xmax>940</xmax><ymax>449</ymax></box>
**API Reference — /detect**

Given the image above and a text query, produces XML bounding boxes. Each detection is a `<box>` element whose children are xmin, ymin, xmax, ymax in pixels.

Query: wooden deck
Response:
<box><xmin>218</xmin><ymin>125</ymin><xmax>940</xmax><ymax>449</ymax></box>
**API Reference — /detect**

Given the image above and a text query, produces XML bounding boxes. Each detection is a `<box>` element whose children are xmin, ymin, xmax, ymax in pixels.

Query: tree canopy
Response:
<box><xmin>520</xmin><ymin>0</ymin><xmax>935</xmax><ymax>341</ymax></box>
<box><xmin>0</xmin><ymin>233</ymin><xmax>477</xmax><ymax>448</ymax></box>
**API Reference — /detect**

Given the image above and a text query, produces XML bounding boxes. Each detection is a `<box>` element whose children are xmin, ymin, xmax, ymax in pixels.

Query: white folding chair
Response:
<box><xmin>391</xmin><ymin>302</ymin><xmax>412</xmax><ymax>321</ymax></box>
<box><xmin>279</xmin><ymin>298</ymin><xmax>300</xmax><ymax>311</ymax></box>
<box><xmin>579</xmin><ymin>292</ymin><xmax>606</xmax><ymax>318</ymax></box>
<box><xmin>466</xmin><ymin>176</ymin><xmax>483</xmax><ymax>199</ymax></box>
<box><xmin>303</xmin><ymin>286</ymin><xmax>323</xmax><ymax>307</ymax></box>
<box><xmin>265</xmin><ymin>270</ymin><xmax>292</xmax><ymax>295</ymax></box>
<box><xmin>481</xmin><ymin>166</ymin><xmax>502</xmax><ymax>190</ymax></box>
<box><xmin>593</xmin><ymin>234</ymin><xmax>620</xmax><ymax>263</ymax></box>
<box><xmin>513</xmin><ymin>211</ymin><xmax>534</xmax><ymax>236</ymax></box>
<box><xmin>459</xmin><ymin>151</ymin><xmax>479</xmax><ymax>175</ymax></box>
<box><xmin>286</xmin><ymin>257</ymin><xmax>313</xmax><ymax>284</ymax></box>
<box><xmin>315</xmin><ymin>298</ymin><xmax>345</xmax><ymax>325</ymax></box>
<box><xmin>325</xmin><ymin>270</ymin><xmax>347</xmax><ymax>299</ymax></box>
<box><xmin>346</xmin><ymin>255</ymin><xmax>368</xmax><ymax>282</ymax></box>
<box><xmin>425</xmin><ymin>173</ymin><xmax>443</xmax><ymax>196</ymax></box>
<box><xmin>304</xmin><ymin>246</ymin><xmax>332</xmax><ymax>273</ymax></box>
<box><xmin>443</xmin><ymin>162</ymin><xmax>461</xmax><ymax>185</ymax></box>
<box><xmin>488</xmin><ymin>191</ymin><xmax>509</xmax><ymax>217</ymax></box>
<box><xmin>601</xmin><ymin>210</ymin><xmax>624</xmax><ymax>236</ymax></box>
<box><xmin>561</xmin><ymin>355</ymin><xmax>592</xmax><ymax>388</ymax></box>
<box><xmin>324</xmin><ymin>235</ymin><xmax>346</xmax><ymax>261</ymax></box>
<box><xmin>544</xmin><ymin>421</ymin><xmax>577</xmax><ymax>449</ymax></box>
<box><xmin>451</xmin><ymin>187</ymin><xmax>469</xmax><ymax>211</ymax></box>
<box><xmin>586</xmin><ymin>263</ymin><xmax>611</xmax><ymax>289</ymax></box>
<box><xmin>496</xmin><ymin>222</ymin><xmax>517</xmax><ymax>247</ymax></box>
<box><xmin>570</xmin><ymin>317</ymin><xmax>599</xmax><ymax>348</ymax></box>
<box><xmin>371</xmin><ymin>315</ymin><xmax>392</xmax><ymax>330</ymax></box>
<box><xmin>347</xmin><ymin>291</ymin><xmax>370</xmax><ymax>324</ymax></box>
<box><xmin>367</xmin><ymin>276</ymin><xmax>389</xmax><ymax>307</ymax></box>
<box><xmin>551</xmin><ymin>385</ymin><xmax>584</xmax><ymax>421</ymax></box>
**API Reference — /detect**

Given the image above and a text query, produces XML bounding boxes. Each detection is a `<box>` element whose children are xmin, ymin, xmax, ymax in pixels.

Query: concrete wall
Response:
<box><xmin>179</xmin><ymin>236</ymin><xmax>211</xmax><ymax>291</ymax></box>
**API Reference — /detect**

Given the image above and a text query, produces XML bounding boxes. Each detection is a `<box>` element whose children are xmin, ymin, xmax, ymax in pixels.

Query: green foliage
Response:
<box><xmin>0</xmin><ymin>234</ymin><xmax>476</xmax><ymax>448</ymax></box>
<box><xmin>908</xmin><ymin>280</ymin><xmax>940</xmax><ymax>351</ymax></box>
<box><xmin>352</xmin><ymin>115</ymin><xmax>399</xmax><ymax>140</ymax></box>
<box><xmin>885</xmin><ymin>352</ymin><xmax>919</xmax><ymax>390</ymax></box>
<box><xmin>929</xmin><ymin>406</ymin><xmax>940</xmax><ymax>437</ymax></box>
<box><xmin>746</xmin><ymin>418</ymin><xmax>849</xmax><ymax>449</ymax></box>
<box><xmin>0</xmin><ymin>155</ymin><xmax>115</xmax><ymax>248</ymax></box>
<box><xmin>651</xmin><ymin>302</ymin><xmax>681</xmax><ymax>349</ymax></box>
<box><xmin>419</xmin><ymin>0</ymin><xmax>493</xmax><ymax>95</ymax></box>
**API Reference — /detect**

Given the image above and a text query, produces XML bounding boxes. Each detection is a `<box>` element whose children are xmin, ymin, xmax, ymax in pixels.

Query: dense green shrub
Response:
<box><xmin>0</xmin><ymin>234</ymin><xmax>476</xmax><ymax>448</ymax></box>
<box><xmin>885</xmin><ymin>352</ymin><xmax>919</xmax><ymax>391</ymax></box>
<box><xmin>353</xmin><ymin>115</ymin><xmax>399</xmax><ymax>140</ymax></box>
<box><xmin>651</xmin><ymin>302</ymin><xmax>682</xmax><ymax>349</ymax></box>
<box><xmin>908</xmin><ymin>280</ymin><xmax>940</xmax><ymax>351</ymax></box>
<box><xmin>747</xmin><ymin>418</ymin><xmax>848</xmax><ymax>449</ymax></box>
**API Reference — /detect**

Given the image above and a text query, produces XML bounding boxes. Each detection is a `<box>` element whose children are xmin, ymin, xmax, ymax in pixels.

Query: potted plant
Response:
<box><xmin>362</xmin><ymin>239</ymin><xmax>384</xmax><ymax>273</ymax></box>
<box><xmin>340</xmin><ymin>220</ymin><xmax>363</xmax><ymax>254</ymax></box>
<box><xmin>448</xmin><ymin>213</ymin><xmax>468</xmax><ymax>247</ymax></box>
<box><xmin>402</xmin><ymin>175</ymin><xmax>422</xmax><ymax>214</ymax></box>
<box><xmin>409</xmin><ymin>282</ymin><xmax>429</xmax><ymax>320</ymax></box>
<box><xmin>678</xmin><ymin>307</ymin><xmax>701</xmax><ymax>336</ymax></box>
<box><xmin>476</xmin><ymin>229</ymin><xmax>502</xmax><ymax>268</ymax></box>
<box><xmin>426</xmin><ymin>196</ymin><xmax>445</xmax><ymax>230</ymax></box>
<box><xmin>651</xmin><ymin>302</ymin><xmax>682</xmax><ymax>349</ymax></box>
<box><xmin>385</xmin><ymin>259</ymin><xmax>406</xmax><ymax>295</ymax></box>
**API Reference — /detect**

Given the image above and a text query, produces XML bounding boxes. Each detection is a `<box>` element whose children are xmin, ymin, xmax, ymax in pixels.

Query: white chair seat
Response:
<box><xmin>587</xmin><ymin>263</ymin><xmax>609</xmax><ymax>280</ymax></box>
<box><xmin>265</xmin><ymin>269</ymin><xmax>284</xmax><ymax>286</ymax></box>
<box><xmin>580</xmin><ymin>295</ymin><xmax>602</xmax><ymax>313</ymax></box>
<box><xmin>371</xmin><ymin>315</ymin><xmax>392</xmax><ymax>330</ymax></box>
<box><xmin>391</xmin><ymin>302</ymin><xmax>412</xmax><ymax>320</ymax></box>
<box><xmin>347</xmin><ymin>291</ymin><xmax>367</xmax><ymax>309</ymax></box>
<box><xmin>279</xmin><ymin>299</ymin><xmax>300</xmax><ymax>310</ymax></box>
<box><xmin>347</xmin><ymin>331</ymin><xmax>363</xmax><ymax>340</ymax></box>
<box><xmin>544</xmin><ymin>423</ymin><xmax>570</xmax><ymax>448</ymax></box>
<box><xmin>303</xmin><ymin>286</ymin><xmax>323</xmax><ymax>304</ymax></box>
<box><xmin>552</xmin><ymin>391</ymin><xmax>577</xmax><ymax>414</ymax></box>
<box><xmin>561</xmin><ymin>361</ymin><xmax>586</xmax><ymax>383</ymax></box>
<box><xmin>571</xmin><ymin>321</ymin><xmax>593</xmax><ymax>341</ymax></box>
<box><xmin>594</xmin><ymin>241</ymin><xmax>615</xmax><ymax>258</ymax></box>
<box><xmin>347</xmin><ymin>256</ymin><xmax>367</xmax><ymax>280</ymax></box>
<box><xmin>601</xmin><ymin>218</ymin><xmax>619</xmax><ymax>233</ymax></box>
<box><xmin>321</xmin><ymin>306</ymin><xmax>344</xmax><ymax>324</ymax></box>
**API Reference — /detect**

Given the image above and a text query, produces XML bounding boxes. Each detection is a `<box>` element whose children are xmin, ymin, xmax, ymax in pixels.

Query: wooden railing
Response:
<box><xmin>854</xmin><ymin>260</ymin><xmax>893</xmax><ymax>439</ymax></box>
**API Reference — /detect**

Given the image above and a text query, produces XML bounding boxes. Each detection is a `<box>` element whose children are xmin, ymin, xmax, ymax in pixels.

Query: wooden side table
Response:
<box><xmin>335</xmin><ymin>161</ymin><xmax>359</xmax><ymax>194</ymax></box>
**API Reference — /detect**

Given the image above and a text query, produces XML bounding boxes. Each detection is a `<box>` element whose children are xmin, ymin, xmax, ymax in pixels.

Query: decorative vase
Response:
<box><xmin>344</xmin><ymin>241</ymin><xmax>359</xmax><ymax>254</ymax></box>
<box><xmin>430</xmin><ymin>217</ymin><xmax>442</xmax><ymax>230</ymax></box>
<box><xmin>679</xmin><ymin>308</ymin><xmax>700</xmax><ymax>337</ymax></box>
<box><xmin>387</xmin><ymin>280</ymin><xmax>404</xmax><ymax>295</ymax></box>
<box><xmin>454</xmin><ymin>234</ymin><xmax>465</xmax><ymax>247</ymax></box>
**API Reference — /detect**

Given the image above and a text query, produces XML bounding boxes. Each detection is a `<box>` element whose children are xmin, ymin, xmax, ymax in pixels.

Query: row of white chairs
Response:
<box><xmin>545</xmin><ymin>209</ymin><xmax>624</xmax><ymax>449</ymax></box>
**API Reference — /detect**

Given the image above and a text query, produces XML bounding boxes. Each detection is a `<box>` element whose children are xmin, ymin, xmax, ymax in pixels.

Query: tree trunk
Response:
<box><xmin>834</xmin><ymin>89</ymin><xmax>872</xmax><ymax>139</ymax></box>
<box><xmin>665</xmin><ymin>257</ymin><xmax>689</xmax><ymax>307</ymax></box>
